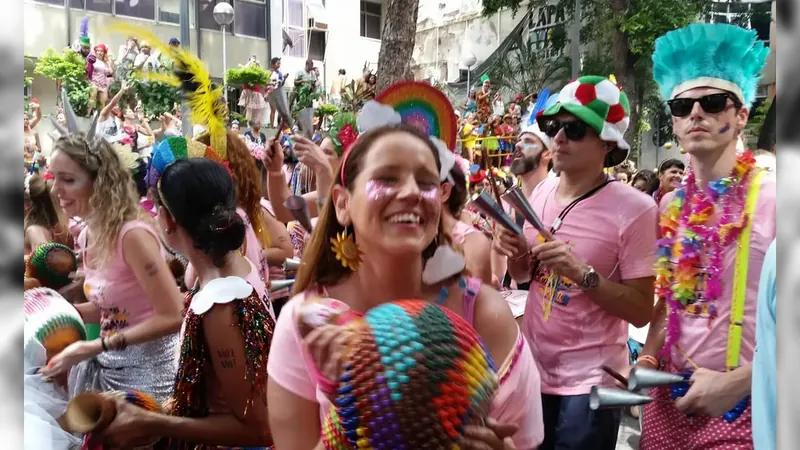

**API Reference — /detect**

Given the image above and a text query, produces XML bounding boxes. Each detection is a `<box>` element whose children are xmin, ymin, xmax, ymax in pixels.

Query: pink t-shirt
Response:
<box><xmin>80</xmin><ymin>221</ymin><xmax>165</xmax><ymax>337</ymax></box>
<box><xmin>661</xmin><ymin>174</ymin><xmax>776</xmax><ymax>372</ymax></box>
<box><xmin>522</xmin><ymin>178</ymin><xmax>658</xmax><ymax>395</ymax></box>
<box><xmin>267</xmin><ymin>290</ymin><xmax>544</xmax><ymax>448</ymax></box>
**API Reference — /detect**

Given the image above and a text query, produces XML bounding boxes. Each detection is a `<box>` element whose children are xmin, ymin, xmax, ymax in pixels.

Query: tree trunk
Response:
<box><xmin>609</xmin><ymin>0</ymin><xmax>640</xmax><ymax>160</ymax></box>
<box><xmin>376</xmin><ymin>0</ymin><xmax>421</xmax><ymax>92</ymax></box>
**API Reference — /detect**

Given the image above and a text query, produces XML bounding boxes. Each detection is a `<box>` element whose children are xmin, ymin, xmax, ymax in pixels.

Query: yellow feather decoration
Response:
<box><xmin>135</xmin><ymin>71</ymin><xmax>181</xmax><ymax>87</ymax></box>
<box><xmin>104</xmin><ymin>22</ymin><xmax>228</xmax><ymax>161</ymax></box>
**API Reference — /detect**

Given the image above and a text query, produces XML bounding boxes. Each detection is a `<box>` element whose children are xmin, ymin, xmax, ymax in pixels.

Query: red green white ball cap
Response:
<box><xmin>539</xmin><ymin>75</ymin><xmax>631</xmax><ymax>167</ymax></box>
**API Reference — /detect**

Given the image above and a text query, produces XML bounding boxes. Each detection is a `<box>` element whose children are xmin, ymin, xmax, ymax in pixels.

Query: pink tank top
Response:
<box><xmin>452</xmin><ymin>219</ymin><xmax>479</xmax><ymax>245</ymax></box>
<box><xmin>80</xmin><ymin>221</ymin><xmax>165</xmax><ymax>337</ymax></box>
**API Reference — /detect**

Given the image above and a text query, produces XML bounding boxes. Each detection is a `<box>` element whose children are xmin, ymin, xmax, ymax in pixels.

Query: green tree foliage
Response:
<box><xmin>745</xmin><ymin>98</ymin><xmax>771</xmax><ymax>146</ymax></box>
<box><xmin>481</xmin><ymin>0</ymin><xmax>714</xmax><ymax>159</ymax></box>
<box><xmin>34</xmin><ymin>48</ymin><xmax>92</xmax><ymax>116</ymax></box>
<box><xmin>225</xmin><ymin>65</ymin><xmax>271</xmax><ymax>88</ymax></box>
<box><xmin>339</xmin><ymin>81</ymin><xmax>370</xmax><ymax>113</ymax></box>
<box><xmin>124</xmin><ymin>70</ymin><xmax>182</xmax><ymax>119</ymax></box>
<box><xmin>487</xmin><ymin>32</ymin><xmax>571</xmax><ymax>100</ymax></box>
<box><xmin>290</xmin><ymin>82</ymin><xmax>322</xmax><ymax>116</ymax></box>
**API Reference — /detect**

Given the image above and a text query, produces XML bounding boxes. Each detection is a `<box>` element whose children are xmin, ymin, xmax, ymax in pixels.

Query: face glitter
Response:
<box><xmin>719</xmin><ymin>123</ymin><xmax>731</xmax><ymax>134</ymax></box>
<box><xmin>420</xmin><ymin>187</ymin><xmax>439</xmax><ymax>203</ymax></box>
<box><xmin>366</xmin><ymin>180</ymin><xmax>396</xmax><ymax>201</ymax></box>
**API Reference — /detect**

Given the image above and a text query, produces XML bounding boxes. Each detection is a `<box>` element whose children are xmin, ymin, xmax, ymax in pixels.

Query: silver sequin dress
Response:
<box><xmin>68</xmin><ymin>333</ymin><xmax>179</xmax><ymax>404</ymax></box>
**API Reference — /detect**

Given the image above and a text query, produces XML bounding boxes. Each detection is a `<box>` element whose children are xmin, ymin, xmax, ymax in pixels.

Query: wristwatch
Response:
<box><xmin>578</xmin><ymin>266</ymin><xmax>600</xmax><ymax>290</ymax></box>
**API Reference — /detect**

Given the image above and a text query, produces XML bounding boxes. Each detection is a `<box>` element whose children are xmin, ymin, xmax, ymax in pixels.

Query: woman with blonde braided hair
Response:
<box><xmin>41</xmin><ymin>131</ymin><xmax>183</xmax><ymax>404</ymax></box>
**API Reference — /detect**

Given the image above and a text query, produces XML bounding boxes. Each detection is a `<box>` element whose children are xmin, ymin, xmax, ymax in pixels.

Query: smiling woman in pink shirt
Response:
<box><xmin>267</xmin><ymin>124</ymin><xmax>543</xmax><ymax>450</ymax></box>
<box><xmin>41</xmin><ymin>133</ymin><xmax>184</xmax><ymax>404</ymax></box>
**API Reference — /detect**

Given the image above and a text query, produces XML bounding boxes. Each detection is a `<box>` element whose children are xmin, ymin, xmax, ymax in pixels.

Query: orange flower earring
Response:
<box><xmin>330</xmin><ymin>225</ymin><xmax>362</xmax><ymax>271</ymax></box>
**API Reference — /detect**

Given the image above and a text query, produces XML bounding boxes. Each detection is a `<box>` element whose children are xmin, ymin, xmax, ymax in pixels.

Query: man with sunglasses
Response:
<box><xmin>635</xmin><ymin>23</ymin><xmax>774</xmax><ymax>450</ymax></box>
<box><xmin>493</xmin><ymin>75</ymin><xmax>658</xmax><ymax>450</ymax></box>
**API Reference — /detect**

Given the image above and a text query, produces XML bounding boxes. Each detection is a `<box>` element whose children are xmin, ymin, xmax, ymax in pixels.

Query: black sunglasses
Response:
<box><xmin>666</xmin><ymin>93</ymin><xmax>740</xmax><ymax>117</ymax></box>
<box><xmin>538</xmin><ymin>119</ymin><xmax>588</xmax><ymax>141</ymax></box>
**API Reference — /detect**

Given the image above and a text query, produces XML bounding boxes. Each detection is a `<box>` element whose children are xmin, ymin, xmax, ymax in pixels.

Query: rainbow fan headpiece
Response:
<box><xmin>321</xmin><ymin>300</ymin><xmax>497</xmax><ymax>449</ymax></box>
<box><xmin>146</xmin><ymin>136</ymin><xmax>226</xmax><ymax>189</ymax></box>
<box><xmin>652</xmin><ymin>23</ymin><xmax>769</xmax><ymax>108</ymax></box>
<box><xmin>356</xmin><ymin>81</ymin><xmax>458</xmax><ymax>182</ymax></box>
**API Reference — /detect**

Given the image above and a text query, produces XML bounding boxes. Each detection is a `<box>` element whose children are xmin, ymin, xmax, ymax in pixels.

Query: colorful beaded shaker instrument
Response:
<box><xmin>24</xmin><ymin>287</ymin><xmax>86</xmax><ymax>359</ymax></box>
<box><xmin>317</xmin><ymin>300</ymin><xmax>498</xmax><ymax>450</ymax></box>
<box><xmin>25</xmin><ymin>242</ymin><xmax>78</xmax><ymax>290</ymax></box>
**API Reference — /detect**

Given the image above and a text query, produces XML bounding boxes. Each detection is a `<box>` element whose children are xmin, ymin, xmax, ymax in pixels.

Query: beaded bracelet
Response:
<box><xmin>107</xmin><ymin>332</ymin><xmax>128</xmax><ymax>351</ymax></box>
<box><xmin>637</xmin><ymin>354</ymin><xmax>659</xmax><ymax>367</ymax></box>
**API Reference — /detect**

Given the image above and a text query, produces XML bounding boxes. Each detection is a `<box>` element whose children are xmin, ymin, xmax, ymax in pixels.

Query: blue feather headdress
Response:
<box><xmin>652</xmin><ymin>23</ymin><xmax>769</xmax><ymax>108</ymax></box>
<box><xmin>518</xmin><ymin>88</ymin><xmax>557</xmax><ymax>149</ymax></box>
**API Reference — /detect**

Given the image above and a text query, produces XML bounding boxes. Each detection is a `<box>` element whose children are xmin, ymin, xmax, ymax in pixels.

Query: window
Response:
<box><xmin>708</xmin><ymin>0</ymin><xmax>772</xmax><ymax>46</ymax></box>
<box><xmin>286</xmin><ymin>0</ymin><xmax>304</xmax><ymax>27</ymax></box>
<box><xmin>360</xmin><ymin>0</ymin><xmax>382</xmax><ymax>40</ymax></box>
<box><xmin>284</xmin><ymin>0</ymin><xmax>306</xmax><ymax>57</ymax></box>
<box><xmin>308</xmin><ymin>30</ymin><xmax>326</xmax><ymax>61</ymax></box>
<box><xmin>86</xmin><ymin>0</ymin><xmax>112</xmax><ymax>14</ymax></box>
<box><xmin>712</xmin><ymin>14</ymin><xmax>729</xmax><ymax>24</ymax></box>
<box><xmin>158</xmin><ymin>0</ymin><xmax>181</xmax><ymax>23</ymax></box>
<box><xmin>30</xmin><ymin>0</ymin><xmax>65</xmax><ymax>6</ymax></box>
<box><xmin>199</xmin><ymin>0</ymin><xmax>223</xmax><ymax>30</ymax></box>
<box><xmin>115</xmin><ymin>0</ymin><xmax>155</xmax><ymax>20</ymax></box>
<box><xmin>70</xmin><ymin>0</ymin><xmax>85</xmax><ymax>7</ymax></box>
<box><xmin>234</xmin><ymin>0</ymin><xmax>267</xmax><ymax>38</ymax></box>
<box><xmin>284</xmin><ymin>28</ymin><xmax>306</xmax><ymax>58</ymax></box>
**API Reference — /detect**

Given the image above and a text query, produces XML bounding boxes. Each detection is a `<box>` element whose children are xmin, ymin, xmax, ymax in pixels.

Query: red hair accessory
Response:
<box><xmin>339</xmin><ymin>147</ymin><xmax>352</xmax><ymax>185</ymax></box>
<box><xmin>337</xmin><ymin>124</ymin><xmax>357</xmax><ymax>155</ymax></box>
<box><xmin>43</xmin><ymin>171</ymin><xmax>54</xmax><ymax>181</ymax></box>
<box><xmin>94</xmin><ymin>44</ymin><xmax>108</xmax><ymax>53</ymax></box>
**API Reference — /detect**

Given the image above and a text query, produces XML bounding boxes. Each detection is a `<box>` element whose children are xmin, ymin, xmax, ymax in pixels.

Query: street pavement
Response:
<box><xmin>617</xmin><ymin>412</ymin><xmax>641</xmax><ymax>450</ymax></box>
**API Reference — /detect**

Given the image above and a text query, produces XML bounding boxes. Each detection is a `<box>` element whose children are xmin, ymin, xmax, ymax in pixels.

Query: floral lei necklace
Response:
<box><xmin>655</xmin><ymin>150</ymin><xmax>758</xmax><ymax>355</ymax></box>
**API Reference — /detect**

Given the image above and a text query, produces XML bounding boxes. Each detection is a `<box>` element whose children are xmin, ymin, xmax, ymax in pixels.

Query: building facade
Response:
<box><xmin>24</xmin><ymin>0</ymin><xmax>384</xmax><ymax>150</ymax></box>
<box><xmin>412</xmin><ymin>0</ymin><xmax>566</xmax><ymax>85</ymax></box>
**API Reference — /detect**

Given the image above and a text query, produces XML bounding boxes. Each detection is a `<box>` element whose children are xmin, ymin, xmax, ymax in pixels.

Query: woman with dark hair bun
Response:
<box><xmin>100</xmin><ymin>158</ymin><xmax>275</xmax><ymax>449</ymax></box>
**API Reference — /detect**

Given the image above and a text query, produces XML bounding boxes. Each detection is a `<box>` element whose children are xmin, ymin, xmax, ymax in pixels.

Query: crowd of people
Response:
<box><xmin>22</xmin><ymin>20</ymin><xmax>777</xmax><ymax>450</ymax></box>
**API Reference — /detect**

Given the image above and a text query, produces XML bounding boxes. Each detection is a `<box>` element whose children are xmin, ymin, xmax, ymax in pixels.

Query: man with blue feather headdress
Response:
<box><xmin>635</xmin><ymin>23</ymin><xmax>774</xmax><ymax>450</ymax></box>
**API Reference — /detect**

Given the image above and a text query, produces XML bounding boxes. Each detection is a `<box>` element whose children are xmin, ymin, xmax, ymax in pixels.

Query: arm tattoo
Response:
<box><xmin>217</xmin><ymin>348</ymin><xmax>237</xmax><ymax>369</ymax></box>
<box><xmin>143</xmin><ymin>261</ymin><xmax>159</xmax><ymax>277</ymax></box>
